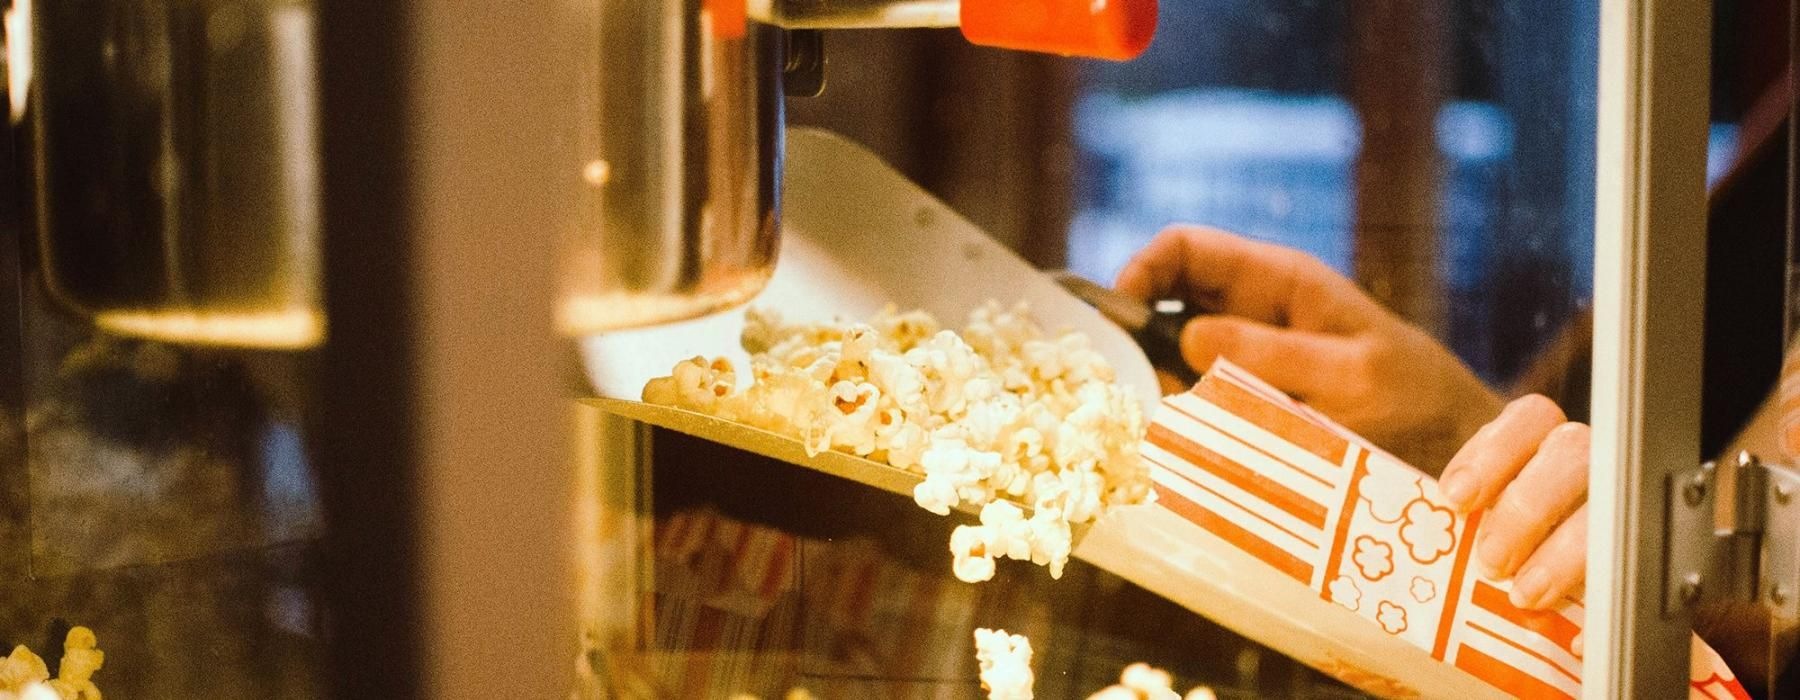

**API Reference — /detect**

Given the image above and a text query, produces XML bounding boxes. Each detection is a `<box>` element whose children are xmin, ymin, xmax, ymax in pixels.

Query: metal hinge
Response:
<box><xmin>1664</xmin><ymin>452</ymin><xmax>1800</xmax><ymax>619</ymax></box>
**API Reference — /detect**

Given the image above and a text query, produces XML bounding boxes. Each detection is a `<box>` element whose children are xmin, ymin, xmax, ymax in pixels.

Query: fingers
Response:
<box><xmin>1507</xmin><ymin>503</ymin><xmax>1589</xmax><ymax>610</ymax></box>
<box><xmin>1154</xmin><ymin>368</ymin><xmax>1193</xmax><ymax>396</ymax></box>
<box><xmin>1179</xmin><ymin>315</ymin><xmax>1361</xmax><ymax>400</ymax></box>
<box><xmin>1438</xmin><ymin>395</ymin><xmax>1567</xmax><ymax>513</ymax></box>
<box><xmin>1114</xmin><ymin>226</ymin><xmax>1379</xmax><ymax>333</ymax></box>
<box><xmin>1475</xmin><ymin>422</ymin><xmax>1590</xmax><ymax>579</ymax></box>
<box><xmin>1114</xmin><ymin>226</ymin><xmax>1218</xmax><ymax>301</ymax></box>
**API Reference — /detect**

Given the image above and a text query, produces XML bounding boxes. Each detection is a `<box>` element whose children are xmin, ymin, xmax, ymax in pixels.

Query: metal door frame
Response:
<box><xmin>1588</xmin><ymin>0</ymin><xmax>1714</xmax><ymax>696</ymax></box>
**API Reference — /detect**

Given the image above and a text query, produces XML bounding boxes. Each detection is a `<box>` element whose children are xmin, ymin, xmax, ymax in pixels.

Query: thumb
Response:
<box><xmin>1180</xmin><ymin>315</ymin><xmax>1361</xmax><ymax>401</ymax></box>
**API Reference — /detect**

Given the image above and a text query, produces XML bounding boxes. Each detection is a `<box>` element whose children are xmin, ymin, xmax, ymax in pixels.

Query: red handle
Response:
<box><xmin>960</xmin><ymin>0</ymin><xmax>1157</xmax><ymax>61</ymax></box>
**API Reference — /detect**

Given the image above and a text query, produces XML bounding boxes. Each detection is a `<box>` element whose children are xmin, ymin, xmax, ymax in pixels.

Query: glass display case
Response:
<box><xmin>0</xmin><ymin>0</ymin><xmax>1790</xmax><ymax>698</ymax></box>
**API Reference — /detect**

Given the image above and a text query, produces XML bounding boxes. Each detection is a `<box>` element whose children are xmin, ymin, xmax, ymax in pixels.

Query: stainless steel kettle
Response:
<box><xmin>559</xmin><ymin>0</ymin><xmax>784</xmax><ymax>335</ymax></box>
<box><xmin>11</xmin><ymin>0</ymin><xmax>784</xmax><ymax>347</ymax></box>
<box><xmin>22</xmin><ymin>0</ymin><xmax>325</xmax><ymax>348</ymax></box>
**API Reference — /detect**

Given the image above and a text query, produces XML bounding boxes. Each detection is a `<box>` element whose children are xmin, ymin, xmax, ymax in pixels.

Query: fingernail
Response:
<box><xmin>1440</xmin><ymin>471</ymin><xmax>1476</xmax><ymax>511</ymax></box>
<box><xmin>1475</xmin><ymin>531</ymin><xmax>1506</xmax><ymax>579</ymax></box>
<box><xmin>1571</xmin><ymin>632</ymin><xmax>1585</xmax><ymax>657</ymax></box>
<box><xmin>1510</xmin><ymin>567</ymin><xmax>1550</xmax><ymax>609</ymax></box>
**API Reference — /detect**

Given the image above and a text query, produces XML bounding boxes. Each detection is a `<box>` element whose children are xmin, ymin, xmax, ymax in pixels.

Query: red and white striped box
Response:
<box><xmin>1134</xmin><ymin>358</ymin><xmax>1747</xmax><ymax>699</ymax></box>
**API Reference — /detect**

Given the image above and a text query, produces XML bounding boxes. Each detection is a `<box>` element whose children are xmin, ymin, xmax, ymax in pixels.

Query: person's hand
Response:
<box><xmin>1438</xmin><ymin>395</ymin><xmax>1588</xmax><ymax>611</ymax></box>
<box><xmin>1115</xmin><ymin>225</ymin><xmax>1504</xmax><ymax>471</ymax></box>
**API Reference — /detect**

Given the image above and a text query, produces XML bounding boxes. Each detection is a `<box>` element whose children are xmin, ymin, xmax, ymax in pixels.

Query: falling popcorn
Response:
<box><xmin>644</xmin><ymin>302</ymin><xmax>1153</xmax><ymax>582</ymax></box>
<box><xmin>0</xmin><ymin>628</ymin><xmax>102</xmax><ymax>700</ymax></box>
<box><xmin>726</xmin><ymin>689</ymin><xmax>818</xmax><ymax>700</ymax></box>
<box><xmin>973</xmin><ymin>628</ymin><xmax>1035</xmax><ymax>700</ymax></box>
<box><xmin>1085</xmin><ymin>662</ymin><xmax>1181</xmax><ymax>700</ymax></box>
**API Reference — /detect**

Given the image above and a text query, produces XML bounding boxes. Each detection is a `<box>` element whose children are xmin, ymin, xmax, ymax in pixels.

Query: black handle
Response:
<box><xmin>1137</xmin><ymin>301</ymin><xmax>1201</xmax><ymax>388</ymax></box>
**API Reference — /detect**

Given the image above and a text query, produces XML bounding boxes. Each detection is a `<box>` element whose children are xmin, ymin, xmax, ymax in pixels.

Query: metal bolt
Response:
<box><xmin>1778</xmin><ymin>482</ymin><xmax>1794</xmax><ymax>505</ymax></box>
<box><xmin>1738</xmin><ymin>451</ymin><xmax>1760</xmax><ymax>470</ymax></box>
<box><xmin>1773</xmin><ymin>583</ymin><xmax>1791</xmax><ymax>606</ymax></box>
<box><xmin>1683</xmin><ymin>474</ymin><xmax>1708</xmax><ymax>507</ymax></box>
<box><xmin>1679</xmin><ymin>573</ymin><xmax>1703</xmax><ymax>604</ymax></box>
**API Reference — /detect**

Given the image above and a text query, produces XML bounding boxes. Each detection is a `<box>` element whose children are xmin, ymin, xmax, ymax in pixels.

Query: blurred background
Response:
<box><xmin>789</xmin><ymin>0</ymin><xmax>1778</xmax><ymax>390</ymax></box>
<box><xmin>0</xmin><ymin>0</ymin><xmax>1790</xmax><ymax>696</ymax></box>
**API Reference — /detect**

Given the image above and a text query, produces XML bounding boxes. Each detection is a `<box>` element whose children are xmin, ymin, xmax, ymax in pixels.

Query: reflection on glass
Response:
<box><xmin>0</xmin><ymin>287</ymin><xmax>325</xmax><ymax>696</ymax></box>
<box><xmin>30</xmin><ymin>1</ymin><xmax>322</xmax><ymax>349</ymax></box>
<box><xmin>1069</xmin><ymin>0</ymin><xmax>1593</xmax><ymax>387</ymax></box>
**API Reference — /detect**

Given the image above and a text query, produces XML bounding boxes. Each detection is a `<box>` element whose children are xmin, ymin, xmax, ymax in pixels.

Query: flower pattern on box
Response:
<box><xmin>1351</xmin><ymin>536</ymin><xmax>1394</xmax><ymax>582</ymax></box>
<box><xmin>1141</xmin><ymin>358</ymin><xmax>1749</xmax><ymax>700</ymax></box>
<box><xmin>1329</xmin><ymin>575</ymin><xmax>1362</xmax><ymax>612</ymax></box>
<box><xmin>1376</xmin><ymin>600</ymin><xmax>1409</xmax><ymax>635</ymax></box>
<box><xmin>1409</xmin><ymin>577</ymin><xmax>1436</xmax><ymax>604</ymax></box>
<box><xmin>1325</xmin><ymin>448</ymin><xmax>1466</xmax><ymax>653</ymax></box>
<box><xmin>1399</xmin><ymin>500</ymin><xmax>1455</xmax><ymax>565</ymax></box>
<box><xmin>1359</xmin><ymin>469</ymin><xmax>1421</xmax><ymax>524</ymax></box>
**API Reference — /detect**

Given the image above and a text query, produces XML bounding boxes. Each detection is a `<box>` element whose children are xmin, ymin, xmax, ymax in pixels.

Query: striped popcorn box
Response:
<box><xmin>1078</xmin><ymin>358</ymin><xmax>1747</xmax><ymax>699</ymax></box>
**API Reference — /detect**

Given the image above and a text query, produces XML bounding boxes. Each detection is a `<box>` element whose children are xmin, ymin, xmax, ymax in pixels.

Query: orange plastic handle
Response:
<box><xmin>706</xmin><ymin>0</ymin><xmax>748</xmax><ymax>39</ymax></box>
<box><xmin>960</xmin><ymin>0</ymin><xmax>1157</xmax><ymax>61</ymax></box>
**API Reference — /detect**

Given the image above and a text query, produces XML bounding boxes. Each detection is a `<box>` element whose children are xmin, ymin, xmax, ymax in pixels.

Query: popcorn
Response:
<box><xmin>973</xmin><ymin>628</ymin><xmax>1034</xmax><ymax>700</ymax></box>
<box><xmin>1085</xmin><ymin>662</ymin><xmax>1181</xmax><ymax>700</ymax></box>
<box><xmin>0</xmin><ymin>628</ymin><xmax>102</xmax><ymax>700</ymax></box>
<box><xmin>1120</xmin><ymin>663</ymin><xmax>1175</xmax><ymax>696</ymax></box>
<box><xmin>1026</xmin><ymin>507</ymin><xmax>1073</xmax><ymax>578</ymax></box>
<box><xmin>19</xmin><ymin>684</ymin><xmax>59</xmax><ymax>700</ymax></box>
<box><xmin>47</xmin><ymin>628</ymin><xmax>102</xmax><ymax>700</ymax></box>
<box><xmin>0</xmin><ymin>648</ymin><xmax>48</xmax><ymax>694</ymax></box>
<box><xmin>949</xmin><ymin>524</ymin><xmax>997</xmax><ymax>583</ymax></box>
<box><xmin>645</xmin><ymin>302</ymin><xmax>1152</xmax><ymax>582</ymax></box>
<box><xmin>726</xmin><ymin>688</ymin><xmax>817</xmax><ymax>700</ymax></box>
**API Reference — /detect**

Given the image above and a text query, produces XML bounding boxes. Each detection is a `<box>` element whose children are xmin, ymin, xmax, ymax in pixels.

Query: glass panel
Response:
<box><xmin>590</xmin><ymin>1</ymin><xmax>1618</xmax><ymax>698</ymax></box>
<box><xmin>1705</xmin><ymin>0</ymin><xmax>1794</xmax><ymax>695</ymax></box>
<box><xmin>0</xmin><ymin>258</ymin><xmax>325</xmax><ymax>696</ymax></box>
<box><xmin>4</xmin><ymin>2</ymin><xmax>329</xmax><ymax>694</ymax></box>
<box><xmin>1069</xmin><ymin>1</ymin><xmax>1598</xmax><ymax>403</ymax></box>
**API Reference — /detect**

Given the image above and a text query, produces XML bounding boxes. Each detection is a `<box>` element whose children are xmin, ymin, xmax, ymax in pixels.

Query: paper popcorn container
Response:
<box><xmin>1074</xmin><ymin>358</ymin><xmax>1748</xmax><ymax>699</ymax></box>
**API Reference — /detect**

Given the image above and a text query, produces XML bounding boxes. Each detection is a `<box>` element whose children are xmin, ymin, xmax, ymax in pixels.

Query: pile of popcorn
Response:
<box><xmin>0</xmin><ymin>627</ymin><xmax>103</xmax><ymax>700</ymax></box>
<box><xmin>643</xmin><ymin>302</ymin><xmax>1152</xmax><ymax>582</ymax></box>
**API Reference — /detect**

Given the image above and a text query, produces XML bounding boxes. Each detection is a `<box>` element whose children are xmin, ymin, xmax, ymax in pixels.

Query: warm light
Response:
<box><xmin>20</xmin><ymin>683</ymin><xmax>58</xmax><ymax>700</ymax></box>
<box><xmin>582</xmin><ymin>159</ymin><xmax>611</xmax><ymax>187</ymax></box>
<box><xmin>6</xmin><ymin>0</ymin><xmax>32</xmax><ymax>122</ymax></box>
<box><xmin>558</xmin><ymin>289</ymin><xmax>754</xmax><ymax>337</ymax></box>
<box><xmin>94</xmin><ymin>308</ymin><xmax>325</xmax><ymax>349</ymax></box>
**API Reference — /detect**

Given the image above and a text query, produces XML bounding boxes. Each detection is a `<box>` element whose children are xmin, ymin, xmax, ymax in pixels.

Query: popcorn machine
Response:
<box><xmin>0</xmin><ymin>0</ymin><xmax>1781</xmax><ymax>698</ymax></box>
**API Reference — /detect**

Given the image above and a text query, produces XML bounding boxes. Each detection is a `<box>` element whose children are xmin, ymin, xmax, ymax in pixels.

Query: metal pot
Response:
<box><xmin>13</xmin><ymin>0</ymin><xmax>784</xmax><ymax>347</ymax></box>
<box><xmin>25</xmin><ymin>0</ymin><xmax>324</xmax><ymax>348</ymax></box>
<box><xmin>560</xmin><ymin>0</ymin><xmax>785</xmax><ymax>335</ymax></box>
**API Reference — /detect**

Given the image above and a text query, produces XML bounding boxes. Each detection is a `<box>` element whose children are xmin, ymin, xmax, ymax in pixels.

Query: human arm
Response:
<box><xmin>1115</xmin><ymin>225</ymin><xmax>1506</xmax><ymax>472</ymax></box>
